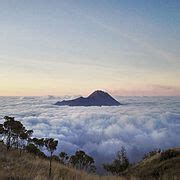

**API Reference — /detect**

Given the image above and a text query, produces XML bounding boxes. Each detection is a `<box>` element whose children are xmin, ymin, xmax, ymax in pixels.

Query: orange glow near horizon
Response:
<box><xmin>0</xmin><ymin>1</ymin><xmax>179</xmax><ymax>96</ymax></box>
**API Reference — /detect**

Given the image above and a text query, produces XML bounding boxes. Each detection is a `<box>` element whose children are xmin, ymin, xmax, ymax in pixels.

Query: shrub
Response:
<box><xmin>103</xmin><ymin>147</ymin><xmax>129</xmax><ymax>175</ymax></box>
<box><xmin>160</xmin><ymin>149</ymin><xmax>178</xmax><ymax>161</ymax></box>
<box><xmin>26</xmin><ymin>143</ymin><xmax>46</xmax><ymax>158</ymax></box>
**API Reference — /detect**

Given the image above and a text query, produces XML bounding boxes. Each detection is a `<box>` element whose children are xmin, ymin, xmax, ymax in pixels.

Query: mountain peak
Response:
<box><xmin>55</xmin><ymin>90</ymin><xmax>121</xmax><ymax>106</ymax></box>
<box><xmin>88</xmin><ymin>90</ymin><xmax>108</xmax><ymax>97</ymax></box>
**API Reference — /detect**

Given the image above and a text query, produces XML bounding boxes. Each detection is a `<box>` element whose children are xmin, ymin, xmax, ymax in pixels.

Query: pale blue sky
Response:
<box><xmin>0</xmin><ymin>0</ymin><xmax>179</xmax><ymax>96</ymax></box>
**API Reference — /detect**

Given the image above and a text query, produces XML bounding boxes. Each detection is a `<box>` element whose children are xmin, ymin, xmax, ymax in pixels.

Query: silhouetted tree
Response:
<box><xmin>70</xmin><ymin>150</ymin><xmax>95</xmax><ymax>172</ymax></box>
<box><xmin>26</xmin><ymin>130</ymin><xmax>33</xmax><ymax>145</ymax></box>
<box><xmin>59</xmin><ymin>151</ymin><xmax>69</xmax><ymax>165</ymax></box>
<box><xmin>26</xmin><ymin>143</ymin><xmax>46</xmax><ymax>158</ymax></box>
<box><xmin>19</xmin><ymin>131</ymin><xmax>28</xmax><ymax>155</ymax></box>
<box><xmin>0</xmin><ymin>124</ymin><xmax>4</xmax><ymax>140</ymax></box>
<box><xmin>44</xmin><ymin>138</ymin><xmax>58</xmax><ymax>177</ymax></box>
<box><xmin>103</xmin><ymin>147</ymin><xmax>129</xmax><ymax>175</ymax></box>
<box><xmin>32</xmin><ymin>138</ymin><xmax>44</xmax><ymax>150</ymax></box>
<box><xmin>3</xmin><ymin>116</ymin><xmax>15</xmax><ymax>149</ymax></box>
<box><xmin>19</xmin><ymin>130</ymin><xmax>33</xmax><ymax>155</ymax></box>
<box><xmin>3</xmin><ymin>116</ymin><xmax>25</xmax><ymax>149</ymax></box>
<box><xmin>1</xmin><ymin>116</ymin><xmax>33</xmax><ymax>152</ymax></box>
<box><xmin>89</xmin><ymin>164</ymin><xmax>96</xmax><ymax>173</ymax></box>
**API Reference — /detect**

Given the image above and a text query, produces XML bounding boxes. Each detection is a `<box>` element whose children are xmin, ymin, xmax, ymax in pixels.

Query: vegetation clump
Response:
<box><xmin>70</xmin><ymin>150</ymin><xmax>96</xmax><ymax>172</ymax></box>
<box><xmin>103</xmin><ymin>147</ymin><xmax>129</xmax><ymax>175</ymax></box>
<box><xmin>26</xmin><ymin>143</ymin><xmax>46</xmax><ymax>158</ymax></box>
<box><xmin>160</xmin><ymin>149</ymin><xmax>179</xmax><ymax>161</ymax></box>
<box><xmin>59</xmin><ymin>151</ymin><xmax>69</xmax><ymax>165</ymax></box>
<box><xmin>0</xmin><ymin>116</ymin><xmax>33</xmax><ymax>151</ymax></box>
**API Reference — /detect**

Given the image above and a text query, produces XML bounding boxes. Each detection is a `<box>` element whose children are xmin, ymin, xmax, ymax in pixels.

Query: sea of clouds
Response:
<box><xmin>0</xmin><ymin>96</ymin><xmax>180</xmax><ymax>166</ymax></box>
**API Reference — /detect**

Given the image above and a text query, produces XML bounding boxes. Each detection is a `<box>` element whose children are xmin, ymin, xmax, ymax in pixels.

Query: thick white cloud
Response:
<box><xmin>0</xmin><ymin>96</ymin><xmax>180</xmax><ymax>164</ymax></box>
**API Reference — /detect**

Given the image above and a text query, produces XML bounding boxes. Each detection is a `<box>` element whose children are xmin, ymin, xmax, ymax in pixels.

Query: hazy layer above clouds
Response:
<box><xmin>0</xmin><ymin>96</ymin><xmax>179</xmax><ymax>165</ymax></box>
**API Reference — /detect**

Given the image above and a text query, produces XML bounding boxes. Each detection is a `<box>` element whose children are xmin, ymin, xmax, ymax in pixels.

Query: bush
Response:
<box><xmin>160</xmin><ymin>149</ymin><xmax>178</xmax><ymax>161</ymax></box>
<box><xmin>69</xmin><ymin>150</ymin><xmax>95</xmax><ymax>172</ymax></box>
<box><xmin>103</xmin><ymin>147</ymin><xmax>129</xmax><ymax>175</ymax></box>
<box><xmin>26</xmin><ymin>143</ymin><xmax>46</xmax><ymax>158</ymax></box>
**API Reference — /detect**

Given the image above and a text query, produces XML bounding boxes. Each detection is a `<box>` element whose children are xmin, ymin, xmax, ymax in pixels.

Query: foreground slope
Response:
<box><xmin>0</xmin><ymin>142</ymin><xmax>179</xmax><ymax>180</ymax></box>
<box><xmin>0</xmin><ymin>142</ymin><xmax>127</xmax><ymax>180</ymax></box>
<box><xmin>124</xmin><ymin>147</ymin><xmax>180</xmax><ymax>179</ymax></box>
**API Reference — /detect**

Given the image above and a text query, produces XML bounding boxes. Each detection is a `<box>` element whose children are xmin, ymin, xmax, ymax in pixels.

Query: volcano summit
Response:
<box><xmin>55</xmin><ymin>90</ymin><xmax>121</xmax><ymax>106</ymax></box>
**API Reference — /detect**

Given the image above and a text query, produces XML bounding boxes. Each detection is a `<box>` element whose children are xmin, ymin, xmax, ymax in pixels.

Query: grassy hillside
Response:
<box><xmin>124</xmin><ymin>147</ymin><xmax>180</xmax><ymax>180</ymax></box>
<box><xmin>0</xmin><ymin>142</ymin><xmax>179</xmax><ymax>180</ymax></box>
<box><xmin>0</xmin><ymin>142</ymin><xmax>131</xmax><ymax>180</ymax></box>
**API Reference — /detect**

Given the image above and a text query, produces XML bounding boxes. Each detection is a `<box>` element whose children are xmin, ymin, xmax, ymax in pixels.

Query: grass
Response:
<box><xmin>125</xmin><ymin>147</ymin><xmax>180</xmax><ymax>180</ymax></box>
<box><xmin>0</xmin><ymin>142</ymin><xmax>179</xmax><ymax>180</ymax></box>
<box><xmin>0</xmin><ymin>142</ymin><xmax>135</xmax><ymax>180</ymax></box>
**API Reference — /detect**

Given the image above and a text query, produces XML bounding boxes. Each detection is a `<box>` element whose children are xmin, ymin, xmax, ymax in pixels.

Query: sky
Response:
<box><xmin>0</xmin><ymin>0</ymin><xmax>180</xmax><ymax>96</ymax></box>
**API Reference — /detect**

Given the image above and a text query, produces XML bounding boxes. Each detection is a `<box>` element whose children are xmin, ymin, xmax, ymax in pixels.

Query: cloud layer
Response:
<box><xmin>0</xmin><ymin>96</ymin><xmax>180</xmax><ymax>165</ymax></box>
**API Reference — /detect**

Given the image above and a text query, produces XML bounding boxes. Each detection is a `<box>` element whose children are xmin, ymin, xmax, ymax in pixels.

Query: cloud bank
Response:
<box><xmin>0</xmin><ymin>96</ymin><xmax>179</xmax><ymax>165</ymax></box>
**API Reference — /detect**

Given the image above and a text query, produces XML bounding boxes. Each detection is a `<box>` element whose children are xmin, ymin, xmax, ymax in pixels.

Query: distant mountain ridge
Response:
<box><xmin>55</xmin><ymin>90</ymin><xmax>121</xmax><ymax>106</ymax></box>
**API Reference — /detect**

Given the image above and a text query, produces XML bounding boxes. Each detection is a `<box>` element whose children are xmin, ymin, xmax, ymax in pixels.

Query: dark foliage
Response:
<box><xmin>0</xmin><ymin>116</ymin><xmax>33</xmax><ymax>151</ymax></box>
<box><xmin>32</xmin><ymin>138</ymin><xmax>45</xmax><ymax>150</ymax></box>
<box><xmin>26</xmin><ymin>143</ymin><xmax>46</xmax><ymax>158</ymax></box>
<box><xmin>59</xmin><ymin>152</ymin><xmax>69</xmax><ymax>165</ymax></box>
<box><xmin>70</xmin><ymin>150</ymin><xmax>95</xmax><ymax>172</ymax></box>
<box><xmin>103</xmin><ymin>147</ymin><xmax>129</xmax><ymax>175</ymax></box>
<box><xmin>160</xmin><ymin>149</ymin><xmax>179</xmax><ymax>161</ymax></box>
